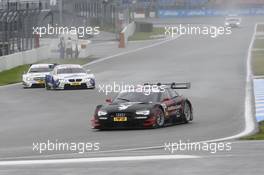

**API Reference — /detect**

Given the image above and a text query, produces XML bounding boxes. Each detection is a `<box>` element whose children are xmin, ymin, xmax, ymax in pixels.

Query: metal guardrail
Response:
<box><xmin>0</xmin><ymin>1</ymin><xmax>42</xmax><ymax>56</ymax></box>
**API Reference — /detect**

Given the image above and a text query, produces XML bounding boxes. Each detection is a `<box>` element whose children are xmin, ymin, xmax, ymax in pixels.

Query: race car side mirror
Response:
<box><xmin>106</xmin><ymin>98</ymin><xmax>112</xmax><ymax>104</ymax></box>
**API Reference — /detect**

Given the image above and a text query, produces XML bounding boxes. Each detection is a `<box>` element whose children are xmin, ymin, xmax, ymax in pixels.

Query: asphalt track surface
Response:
<box><xmin>0</xmin><ymin>17</ymin><xmax>263</xmax><ymax>174</ymax></box>
<box><xmin>1</xmin><ymin>141</ymin><xmax>263</xmax><ymax>175</ymax></box>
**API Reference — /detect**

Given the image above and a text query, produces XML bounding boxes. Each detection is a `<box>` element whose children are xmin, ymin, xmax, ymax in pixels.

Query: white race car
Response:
<box><xmin>225</xmin><ymin>16</ymin><xmax>241</xmax><ymax>28</ymax></box>
<box><xmin>45</xmin><ymin>64</ymin><xmax>95</xmax><ymax>90</ymax></box>
<box><xmin>22</xmin><ymin>64</ymin><xmax>55</xmax><ymax>88</ymax></box>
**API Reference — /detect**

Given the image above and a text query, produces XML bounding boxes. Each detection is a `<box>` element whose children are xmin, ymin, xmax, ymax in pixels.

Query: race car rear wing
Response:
<box><xmin>171</xmin><ymin>83</ymin><xmax>191</xmax><ymax>89</ymax></box>
<box><xmin>144</xmin><ymin>82</ymin><xmax>191</xmax><ymax>89</ymax></box>
<box><xmin>28</xmin><ymin>63</ymin><xmax>59</xmax><ymax>69</ymax></box>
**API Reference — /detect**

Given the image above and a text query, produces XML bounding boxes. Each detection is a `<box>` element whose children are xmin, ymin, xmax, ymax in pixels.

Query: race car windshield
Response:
<box><xmin>57</xmin><ymin>68</ymin><xmax>86</xmax><ymax>74</ymax></box>
<box><xmin>226</xmin><ymin>18</ymin><xmax>239</xmax><ymax>22</ymax></box>
<box><xmin>29</xmin><ymin>68</ymin><xmax>52</xmax><ymax>73</ymax></box>
<box><xmin>114</xmin><ymin>92</ymin><xmax>159</xmax><ymax>103</ymax></box>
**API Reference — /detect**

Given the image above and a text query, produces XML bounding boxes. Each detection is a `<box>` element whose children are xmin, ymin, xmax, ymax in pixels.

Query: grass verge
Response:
<box><xmin>0</xmin><ymin>57</ymin><xmax>97</xmax><ymax>86</ymax></box>
<box><xmin>247</xmin><ymin>29</ymin><xmax>264</xmax><ymax>140</ymax></box>
<box><xmin>253</xmin><ymin>38</ymin><xmax>264</xmax><ymax>49</ymax></box>
<box><xmin>241</xmin><ymin>122</ymin><xmax>264</xmax><ymax>140</ymax></box>
<box><xmin>128</xmin><ymin>27</ymin><xmax>165</xmax><ymax>41</ymax></box>
<box><xmin>256</xmin><ymin>24</ymin><xmax>264</xmax><ymax>33</ymax></box>
<box><xmin>252</xmin><ymin>52</ymin><xmax>264</xmax><ymax>76</ymax></box>
<box><xmin>0</xmin><ymin>65</ymin><xmax>30</xmax><ymax>86</ymax></box>
<box><xmin>252</xmin><ymin>37</ymin><xmax>264</xmax><ymax>76</ymax></box>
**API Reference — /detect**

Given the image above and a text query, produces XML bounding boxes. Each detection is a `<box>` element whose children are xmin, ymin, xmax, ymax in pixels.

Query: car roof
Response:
<box><xmin>225</xmin><ymin>15</ymin><xmax>240</xmax><ymax>19</ymax></box>
<box><xmin>30</xmin><ymin>64</ymin><xmax>54</xmax><ymax>68</ymax></box>
<box><xmin>226</xmin><ymin>17</ymin><xmax>240</xmax><ymax>20</ymax></box>
<box><xmin>55</xmin><ymin>64</ymin><xmax>82</xmax><ymax>69</ymax></box>
<box><xmin>227</xmin><ymin>14</ymin><xmax>239</xmax><ymax>17</ymax></box>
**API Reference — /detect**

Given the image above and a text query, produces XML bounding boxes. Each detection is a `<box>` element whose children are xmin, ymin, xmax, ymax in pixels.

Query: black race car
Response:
<box><xmin>91</xmin><ymin>83</ymin><xmax>193</xmax><ymax>129</ymax></box>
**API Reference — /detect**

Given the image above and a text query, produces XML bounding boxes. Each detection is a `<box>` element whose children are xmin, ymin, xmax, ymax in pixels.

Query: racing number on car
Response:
<box><xmin>161</xmin><ymin>90</ymin><xmax>177</xmax><ymax>117</ymax></box>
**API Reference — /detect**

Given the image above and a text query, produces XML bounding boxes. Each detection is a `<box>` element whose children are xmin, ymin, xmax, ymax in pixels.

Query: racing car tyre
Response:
<box><xmin>45</xmin><ymin>82</ymin><xmax>51</xmax><ymax>90</ymax></box>
<box><xmin>154</xmin><ymin>107</ymin><xmax>165</xmax><ymax>128</ymax></box>
<box><xmin>88</xmin><ymin>86</ymin><xmax>95</xmax><ymax>90</ymax></box>
<box><xmin>183</xmin><ymin>102</ymin><xmax>192</xmax><ymax>123</ymax></box>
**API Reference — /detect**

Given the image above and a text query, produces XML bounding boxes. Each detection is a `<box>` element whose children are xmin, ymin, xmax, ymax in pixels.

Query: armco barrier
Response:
<box><xmin>119</xmin><ymin>21</ymin><xmax>136</xmax><ymax>48</ymax></box>
<box><xmin>0</xmin><ymin>46</ymin><xmax>49</xmax><ymax>72</ymax></box>
<box><xmin>158</xmin><ymin>8</ymin><xmax>264</xmax><ymax>17</ymax></box>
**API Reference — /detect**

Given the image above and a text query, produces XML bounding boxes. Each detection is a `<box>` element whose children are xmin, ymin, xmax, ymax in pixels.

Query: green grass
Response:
<box><xmin>0</xmin><ymin>57</ymin><xmax>97</xmax><ymax>86</ymax></box>
<box><xmin>128</xmin><ymin>27</ymin><xmax>165</xmax><ymax>41</ymax></box>
<box><xmin>253</xmin><ymin>38</ymin><xmax>264</xmax><ymax>49</ymax></box>
<box><xmin>256</xmin><ymin>24</ymin><xmax>264</xmax><ymax>33</ymax></box>
<box><xmin>252</xmin><ymin>37</ymin><xmax>264</xmax><ymax>76</ymax></box>
<box><xmin>252</xmin><ymin>52</ymin><xmax>264</xmax><ymax>76</ymax></box>
<box><xmin>0</xmin><ymin>65</ymin><xmax>30</xmax><ymax>86</ymax></box>
<box><xmin>241</xmin><ymin>122</ymin><xmax>264</xmax><ymax>140</ymax></box>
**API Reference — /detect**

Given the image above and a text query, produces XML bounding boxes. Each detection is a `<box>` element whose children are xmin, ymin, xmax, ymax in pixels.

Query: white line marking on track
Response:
<box><xmin>82</xmin><ymin>36</ymin><xmax>180</xmax><ymax>68</ymax></box>
<box><xmin>195</xmin><ymin>23</ymin><xmax>258</xmax><ymax>142</ymax></box>
<box><xmin>210</xmin><ymin>23</ymin><xmax>257</xmax><ymax>141</ymax></box>
<box><xmin>0</xmin><ymin>37</ymin><xmax>178</xmax><ymax>89</ymax></box>
<box><xmin>0</xmin><ymin>155</ymin><xmax>199</xmax><ymax>166</ymax></box>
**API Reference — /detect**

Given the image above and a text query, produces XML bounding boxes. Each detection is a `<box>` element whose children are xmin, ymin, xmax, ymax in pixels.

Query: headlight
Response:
<box><xmin>98</xmin><ymin>110</ymin><xmax>107</xmax><ymax>116</ymax></box>
<box><xmin>26</xmin><ymin>77</ymin><xmax>33</xmax><ymax>81</ymax></box>
<box><xmin>58</xmin><ymin>79</ymin><xmax>65</xmax><ymax>82</ymax></box>
<box><xmin>136</xmin><ymin>110</ymin><xmax>150</xmax><ymax>115</ymax></box>
<box><xmin>84</xmin><ymin>78</ymin><xmax>91</xmax><ymax>82</ymax></box>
